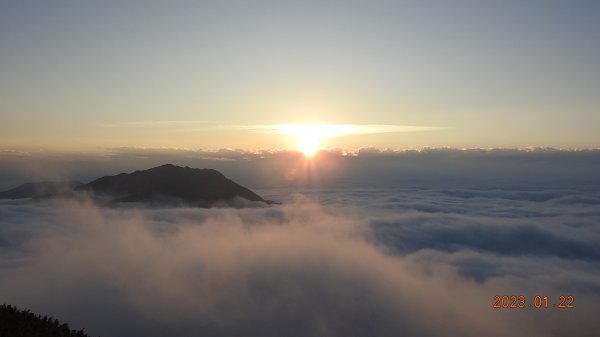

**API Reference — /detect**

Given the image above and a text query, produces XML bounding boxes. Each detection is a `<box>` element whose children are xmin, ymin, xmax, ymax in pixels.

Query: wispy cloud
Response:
<box><xmin>103</xmin><ymin>121</ymin><xmax>445</xmax><ymax>136</ymax></box>
<box><xmin>241</xmin><ymin>124</ymin><xmax>446</xmax><ymax>137</ymax></box>
<box><xmin>103</xmin><ymin>120</ymin><xmax>215</xmax><ymax>128</ymax></box>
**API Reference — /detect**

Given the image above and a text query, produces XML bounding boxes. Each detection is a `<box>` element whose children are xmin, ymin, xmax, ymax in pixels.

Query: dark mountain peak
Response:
<box><xmin>141</xmin><ymin>164</ymin><xmax>225</xmax><ymax>178</ymax></box>
<box><xmin>143</xmin><ymin>163</ymin><xmax>181</xmax><ymax>173</ymax></box>
<box><xmin>76</xmin><ymin>164</ymin><xmax>271</xmax><ymax>206</ymax></box>
<box><xmin>0</xmin><ymin>165</ymin><xmax>279</xmax><ymax>207</ymax></box>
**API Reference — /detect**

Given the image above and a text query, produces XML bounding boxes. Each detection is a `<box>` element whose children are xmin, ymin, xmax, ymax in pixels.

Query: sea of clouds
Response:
<box><xmin>1</xmin><ymin>148</ymin><xmax>599</xmax><ymax>336</ymax></box>
<box><xmin>1</xmin><ymin>186</ymin><xmax>599</xmax><ymax>337</ymax></box>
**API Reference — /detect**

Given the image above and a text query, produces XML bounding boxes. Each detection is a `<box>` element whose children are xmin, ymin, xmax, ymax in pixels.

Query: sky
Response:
<box><xmin>1</xmin><ymin>3</ymin><xmax>600</xmax><ymax>335</ymax></box>
<box><xmin>1</xmin><ymin>0</ymin><xmax>599</xmax><ymax>150</ymax></box>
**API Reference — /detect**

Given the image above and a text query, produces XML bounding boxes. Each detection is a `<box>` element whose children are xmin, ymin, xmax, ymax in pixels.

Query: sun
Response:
<box><xmin>271</xmin><ymin>124</ymin><xmax>340</xmax><ymax>157</ymax></box>
<box><xmin>298</xmin><ymin>132</ymin><xmax>321</xmax><ymax>157</ymax></box>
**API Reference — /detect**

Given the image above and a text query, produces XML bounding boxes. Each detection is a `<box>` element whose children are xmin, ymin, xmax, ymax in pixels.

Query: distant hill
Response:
<box><xmin>76</xmin><ymin>164</ymin><xmax>272</xmax><ymax>205</ymax></box>
<box><xmin>0</xmin><ymin>164</ymin><xmax>277</xmax><ymax>206</ymax></box>
<box><xmin>0</xmin><ymin>181</ymin><xmax>82</xmax><ymax>199</ymax></box>
<box><xmin>0</xmin><ymin>304</ymin><xmax>94</xmax><ymax>337</ymax></box>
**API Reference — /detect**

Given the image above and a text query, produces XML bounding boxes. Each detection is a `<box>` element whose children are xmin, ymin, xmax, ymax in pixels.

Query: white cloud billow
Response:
<box><xmin>1</xmin><ymin>187</ymin><xmax>599</xmax><ymax>336</ymax></box>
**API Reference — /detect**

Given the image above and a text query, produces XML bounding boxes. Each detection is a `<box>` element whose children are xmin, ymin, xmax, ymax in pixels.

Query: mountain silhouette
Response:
<box><xmin>0</xmin><ymin>164</ymin><xmax>277</xmax><ymax>206</ymax></box>
<box><xmin>75</xmin><ymin>164</ymin><xmax>274</xmax><ymax>205</ymax></box>
<box><xmin>0</xmin><ymin>181</ymin><xmax>82</xmax><ymax>199</ymax></box>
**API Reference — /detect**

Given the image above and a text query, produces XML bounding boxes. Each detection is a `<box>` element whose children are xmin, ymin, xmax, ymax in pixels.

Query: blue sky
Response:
<box><xmin>1</xmin><ymin>0</ymin><xmax>599</xmax><ymax>150</ymax></box>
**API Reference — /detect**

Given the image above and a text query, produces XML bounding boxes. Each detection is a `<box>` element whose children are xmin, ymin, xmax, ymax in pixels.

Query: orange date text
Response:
<box><xmin>492</xmin><ymin>295</ymin><xmax>574</xmax><ymax>309</ymax></box>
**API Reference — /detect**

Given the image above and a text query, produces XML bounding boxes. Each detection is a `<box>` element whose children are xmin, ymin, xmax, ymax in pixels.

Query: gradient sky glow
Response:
<box><xmin>1</xmin><ymin>1</ymin><xmax>599</xmax><ymax>150</ymax></box>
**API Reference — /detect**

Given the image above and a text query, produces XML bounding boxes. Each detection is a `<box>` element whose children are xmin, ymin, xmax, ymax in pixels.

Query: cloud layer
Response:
<box><xmin>1</xmin><ymin>186</ymin><xmax>599</xmax><ymax>337</ymax></box>
<box><xmin>1</xmin><ymin>147</ymin><xmax>599</xmax><ymax>191</ymax></box>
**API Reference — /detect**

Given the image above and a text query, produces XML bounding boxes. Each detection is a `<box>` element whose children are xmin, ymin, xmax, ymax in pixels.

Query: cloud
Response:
<box><xmin>1</xmin><ymin>190</ymin><xmax>599</xmax><ymax>337</ymax></box>
<box><xmin>0</xmin><ymin>148</ymin><xmax>598</xmax><ymax>336</ymax></box>
<box><xmin>347</xmin><ymin>188</ymin><xmax>600</xmax><ymax>262</ymax></box>
<box><xmin>103</xmin><ymin>120</ymin><xmax>216</xmax><ymax>128</ymax></box>
<box><xmin>0</xmin><ymin>147</ymin><xmax>599</xmax><ymax>191</ymax></box>
<box><xmin>373</xmin><ymin>214</ymin><xmax>600</xmax><ymax>260</ymax></box>
<box><xmin>102</xmin><ymin>121</ymin><xmax>446</xmax><ymax>135</ymax></box>
<box><xmin>242</xmin><ymin>124</ymin><xmax>446</xmax><ymax>137</ymax></box>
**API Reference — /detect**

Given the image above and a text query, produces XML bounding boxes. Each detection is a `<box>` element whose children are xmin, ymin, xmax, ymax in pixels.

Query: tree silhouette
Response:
<box><xmin>0</xmin><ymin>304</ymin><xmax>96</xmax><ymax>337</ymax></box>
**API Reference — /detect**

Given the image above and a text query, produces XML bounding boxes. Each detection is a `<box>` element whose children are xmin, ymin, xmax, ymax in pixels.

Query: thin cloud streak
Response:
<box><xmin>103</xmin><ymin>120</ymin><xmax>216</xmax><ymax>128</ymax></box>
<box><xmin>102</xmin><ymin>121</ymin><xmax>445</xmax><ymax>136</ymax></box>
<box><xmin>242</xmin><ymin>124</ymin><xmax>446</xmax><ymax>137</ymax></box>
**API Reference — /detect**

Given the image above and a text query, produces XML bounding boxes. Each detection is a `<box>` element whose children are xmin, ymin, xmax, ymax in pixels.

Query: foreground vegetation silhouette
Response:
<box><xmin>0</xmin><ymin>304</ymin><xmax>94</xmax><ymax>337</ymax></box>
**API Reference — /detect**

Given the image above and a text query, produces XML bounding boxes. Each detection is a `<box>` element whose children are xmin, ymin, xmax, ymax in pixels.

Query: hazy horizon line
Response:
<box><xmin>2</xmin><ymin>145</ymin><xmax>600</xmax><ymax>157</ymax></box>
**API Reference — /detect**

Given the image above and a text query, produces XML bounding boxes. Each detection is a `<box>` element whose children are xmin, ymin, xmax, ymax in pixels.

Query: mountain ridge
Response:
<box><xmin>0</xmin><ymin>164</ymin><xmax>277</xmax><ymax>206</ymax></box>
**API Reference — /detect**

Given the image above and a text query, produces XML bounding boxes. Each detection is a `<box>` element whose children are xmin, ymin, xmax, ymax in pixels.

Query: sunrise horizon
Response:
<box><xmin>2</xmin><ymin>1</ymin><xmax>599</xmax><ymax>152</ymax></box>
<box><xmin>1</xmin><ymin>1</ymin><xmax>599</xmax><ymax>337</ymax></box>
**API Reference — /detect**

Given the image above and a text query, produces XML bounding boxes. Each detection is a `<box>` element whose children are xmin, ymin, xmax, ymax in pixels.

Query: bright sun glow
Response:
<box><xmin>298</xmin><ymin>133</ymin><xmax>321</xmax><ymax>157</ymax></box>
<box><xmin>257</xmin><ymin>123</ymin><xmax>442</xmax><ymax>157</ymax></box>
<box><xmin>244</xmin><ymin>123</ymin><xmax>446</xmax><ymax>157</ymax></box>
<box><xmin>273</xmin><ymin>124</ymin><xmax>336</xmax><ymax>157</ymax></box>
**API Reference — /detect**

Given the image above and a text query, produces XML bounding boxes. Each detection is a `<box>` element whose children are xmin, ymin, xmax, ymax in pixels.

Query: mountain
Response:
<box><xmin>0</xmin><ymin>181</ymin><xmax>82</xmax><ymax>199</ymax></box>
<box><xmin>0</xmin><ymin>165</ymin><xmax>277</xmax><ymax>206</ymax></box>
<box><xmin>75</xmin><ymin>164</ymin><xmax>274</xmax><ymax>205</ymax></box>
